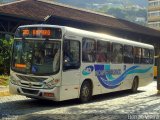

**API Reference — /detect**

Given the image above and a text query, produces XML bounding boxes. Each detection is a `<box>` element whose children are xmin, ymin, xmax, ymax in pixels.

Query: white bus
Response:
<box><xmin>9</xmin><ymin>25</ymin><xmax>154</xmax><ymax>102</ymax></box>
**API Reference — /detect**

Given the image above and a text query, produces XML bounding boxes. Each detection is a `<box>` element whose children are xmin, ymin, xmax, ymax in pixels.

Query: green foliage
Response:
<box><xmin>0</xmin><ymin>75</ymin><xmax>9</xmax><ymax>86</ymax></box>
<box><xmin>0</xmin><ymin>38</ymin><xmax>13</xmax><ymax>74</ymax></box>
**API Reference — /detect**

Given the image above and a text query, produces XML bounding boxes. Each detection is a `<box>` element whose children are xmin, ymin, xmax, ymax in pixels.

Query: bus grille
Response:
<box><xmin>16</xmin><ymin>75</ymin><xmax>47</xmax><ymax>82</ymax></box>
<box><xmin>20</xmin><ymin>82</ymin><xmax>43</xmax><ymax>88</ymax></box>
<box><xmin>21</xmin><ymin>88</ymin><xmax>39</xmax><ymax>95</ymax></box>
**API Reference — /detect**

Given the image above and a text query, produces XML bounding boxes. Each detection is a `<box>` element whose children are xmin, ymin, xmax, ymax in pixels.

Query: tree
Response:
<box><xmin>0</xmin><ymin>38</ymin><xmax>13</xmax><ymax>74</ymax></box>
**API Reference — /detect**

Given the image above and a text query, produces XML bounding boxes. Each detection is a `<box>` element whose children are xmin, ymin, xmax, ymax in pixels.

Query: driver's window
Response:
<box><xmin>63</xmin><ymin>39</ymin><xmax>80</xmax><ymax>70</ymax></box>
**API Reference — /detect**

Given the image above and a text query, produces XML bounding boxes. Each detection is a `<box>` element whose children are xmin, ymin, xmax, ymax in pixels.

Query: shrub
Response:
<box><xmin>0</xmin><ymin>38</ymin><xmax>13</xmax><ymax>75</ymax></box>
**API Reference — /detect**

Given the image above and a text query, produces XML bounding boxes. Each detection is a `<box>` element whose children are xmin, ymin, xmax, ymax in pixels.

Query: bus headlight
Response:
<box><xmin>43</xmin><ymin>79</ymin><xmax>59</xmax><ymax>89</ymax></box>
<box><xmin>10</xmin><ymin>75</ymin><xmax>20</xmax><ymax>85</ymax></box>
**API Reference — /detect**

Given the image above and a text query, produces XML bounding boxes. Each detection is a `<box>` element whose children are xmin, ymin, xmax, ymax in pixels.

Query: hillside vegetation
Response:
<box><xmin>56</xmin><ymin>0</ymin><xmax>147</xmax><ymax>8</ymax></box>
<box><xmin>56</xmin><ymin>0</ymin><xmax>147</xmax><ymax>26</ymax></box>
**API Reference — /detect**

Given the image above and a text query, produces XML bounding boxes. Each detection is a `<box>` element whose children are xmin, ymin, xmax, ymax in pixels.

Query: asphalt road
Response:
<box><xmin>0</xmin><ymin>81</ymin><xmax>160</xmax><ymax>120</ymax></box>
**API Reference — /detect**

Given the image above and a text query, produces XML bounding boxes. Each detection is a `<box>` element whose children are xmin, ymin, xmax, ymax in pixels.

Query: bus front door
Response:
<box><xmin>60</xmin><ymin>39</ymin><xmax>81</xmax><ymax>101</ymax></box>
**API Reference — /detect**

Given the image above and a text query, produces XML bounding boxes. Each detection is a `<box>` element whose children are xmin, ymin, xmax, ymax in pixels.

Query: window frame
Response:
<box><xmin>96</xmin><ymin>40</ymin><xmax>111</xmax><ymax>63</ymax></box>
<box><xmin>133</xmin><ymin>47</ymin><xmax>142</xmax><ymax>64</ymax></box>
<box><xmin>111</xmin><ymin>42</ymin><xmax>123</xmax><ymax>64</ymax></box>
<box><xmin>63</xmin><ymin>39</ymin><xmax>81</xmax><ymax>71</ymax></box>
<box><xmin>82</xmin><ymin>37</ymin><xmax>96</xmax><ymax>63</ymax></box>
<box><xmin>149</xmin><ymin>49</ymin><xmax>154</xmax><ymax>64</ymax></box>
<box><xmin>11</xmin><ymin>39</ymin><xmax>61</xmax><ymax>76</ymax></box>
<box><xmin>141</xmin><ymin>48</ymin><xmax>150</xmax><ymax>64</ymax></box>
<box><xmin>123</xmin><ymin>45</ymin><xmax>134</xmax><ymax>64</ymax></box>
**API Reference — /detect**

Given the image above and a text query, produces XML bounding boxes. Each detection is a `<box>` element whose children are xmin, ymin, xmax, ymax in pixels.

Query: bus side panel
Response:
<box><xmin>119</xmin><ymin>64</ymin><xmax>134</xmax><ymax>91</ymax></box>
<box><xmin>60</xmin><ymin>85</ymin><xmax>80</xmax><ymax>101</ymax></box>
<box><xmin>99</xmin><ymin>64</ymin><xmax>124</xmax><ymax>94</ymax></box>
<box><xmin>121</xmin><ymin>64</ymin><xmax>153</xmax><ymax>89</ymax></box>
<box><xmin>96</xmin><ymin>64</ymin><xmax>153</xmax><ymax>93</ymax></box>
<box><xmin>81</xmin><ymin>63</ymin><xmax>101</xmax><ymax>96</ymax></box>
<box><xmin>138</xmin><ymin>65</ymin><xmax>153</xmax><ymax>87</ymax></box>
<box><xmin>60</xmin><ymin>67</ymin><xmax>81</xmax><ymax>101</ymax></box>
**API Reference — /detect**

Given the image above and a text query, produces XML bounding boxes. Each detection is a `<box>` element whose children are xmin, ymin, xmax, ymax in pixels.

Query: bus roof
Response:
<box><xmin>18</xmin><ymin>24</ymin><xmax>154</xmax><ymax>49</ymax></box>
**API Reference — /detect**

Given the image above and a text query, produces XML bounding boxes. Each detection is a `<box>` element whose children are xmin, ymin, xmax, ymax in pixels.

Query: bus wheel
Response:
<box><xmin>79</xmin><ymin>81</ymin><xmax>92</xmax><ymax>103</ymax></box>
<box><xmin>131</xmin><ymin>77</ymin><xmax>138</xmax><ymax>93</ymax></box>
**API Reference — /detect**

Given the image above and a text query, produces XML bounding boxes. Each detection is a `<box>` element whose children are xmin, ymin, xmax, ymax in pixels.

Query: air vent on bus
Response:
<box><xmin>20</xmin><ymin>82</ymin><xmax>43</xmax><ymax>88</ymax></box>
<box><xmin>21</xmin><ymin>88</ymin><xmax>39</xmax><ymax>95</ymax></box>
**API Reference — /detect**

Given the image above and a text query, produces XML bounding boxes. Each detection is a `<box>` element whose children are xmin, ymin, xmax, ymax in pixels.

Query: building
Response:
<box><xmin>0</xmin><ymin>0</ymin><xmax>160</xmax><ymax>81</ymax></box>
<box><xmin>148</xmin><ymin>0</ymin><xmax>160</xmax><ymax>30</ymax></box>
<box><xmin>0</xmin><ymin>0</ymin><xmax>160</xmax><ymax>46</ymax></box>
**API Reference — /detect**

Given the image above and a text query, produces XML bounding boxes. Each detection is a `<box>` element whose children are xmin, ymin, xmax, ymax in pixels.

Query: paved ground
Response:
<box><xmin>0</xmin><ymin>81</ymin><xmax>160</xmax><ymax>120</ymax></box>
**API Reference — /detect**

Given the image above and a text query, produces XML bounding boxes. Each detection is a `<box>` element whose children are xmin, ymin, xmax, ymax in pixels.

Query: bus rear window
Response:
<box><xmin>15</xmin><ymin>27</ymin><xmax>62</xmax><ymax>39</ymax></box>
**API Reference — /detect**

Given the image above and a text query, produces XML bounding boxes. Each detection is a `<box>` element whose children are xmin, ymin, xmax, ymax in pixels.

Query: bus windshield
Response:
<box><xmin>11</xmin><ymin>40</ymin><xmax>61</xmax><ymax>75</ymax></box>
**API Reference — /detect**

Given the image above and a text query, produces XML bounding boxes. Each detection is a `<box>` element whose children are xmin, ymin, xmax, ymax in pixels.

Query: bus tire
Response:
<box><xmin>79</xmin><ymin>80</ymin><xmax>92</xmax><ymax>103</ymax></box>
<box><xmin>130</xmin><ymin>77</ymin><xmax>139</xmax><ymax>93</ymax></box>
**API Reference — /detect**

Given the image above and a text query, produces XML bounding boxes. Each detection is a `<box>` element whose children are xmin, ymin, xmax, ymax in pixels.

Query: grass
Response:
<box><xmin>0</xmin><ymin>75</ymin><xmax>9</xmax><ymax>86</ymax></box>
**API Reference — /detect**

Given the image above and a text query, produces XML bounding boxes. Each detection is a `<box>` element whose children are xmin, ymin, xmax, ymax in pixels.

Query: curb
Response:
<box><xmin>0</xmin><ymin>90</ymin><xmax>11</xmax><ymax>97</ymax></box>
<box><xmin>0</xmin><ymin>86</ymin><xmax>11</xmax><ymax>97</ymax></box>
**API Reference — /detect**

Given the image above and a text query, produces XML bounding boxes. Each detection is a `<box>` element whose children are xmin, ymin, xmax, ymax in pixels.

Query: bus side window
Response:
<box><xmin>111</xmin><ymin>43</ymin><xmax>123</xmax><ymax>64</ymax></box>
<box><xmin>96</xmin><ymin>40</ymin><xmax>111</xmax><ymax>63</ymax></box>
<box><xmin>150</xmin><ymin>50</ymin><xmax>154</xmax><ymax>64</ymax></box>
<box><xmin>63</xmin><ymin>40</ymin><xmax>80</xmax><ymax>70</ymax></box>
<box><xmin>124</xmin><ymin>45</ymin><xmax>133</xmax><ymax>64</ymax></box>
<box><xmin>134</xmin><ymin>47</ymin><xmax>141</xmax><ymax>64</ymax></box>
<box><xmin>141</xmin><ymin>48</ymin><xmax>150</xmax><ymax>64</ymax></box>
<box><xmin>82</xmin><ymin>38</ymin><xmax>96</xmax><ymax>62</ymax></box>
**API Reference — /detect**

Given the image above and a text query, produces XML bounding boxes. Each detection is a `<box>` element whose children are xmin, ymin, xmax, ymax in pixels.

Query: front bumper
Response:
<box><xmin>9</xmin><ymin>82</ymin><xmax>60</xmax><ymax>101</ymax></box>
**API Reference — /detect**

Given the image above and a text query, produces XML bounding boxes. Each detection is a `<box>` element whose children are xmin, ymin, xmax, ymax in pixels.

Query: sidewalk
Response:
<box><xmin>0</xmin><ymin>86</ymin><xmax>11</xmax><ymax>97</ymax></box>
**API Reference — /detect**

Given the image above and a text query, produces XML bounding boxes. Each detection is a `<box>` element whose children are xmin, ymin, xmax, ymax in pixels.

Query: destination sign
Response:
<box><xmin>15</xmin><ymin>27</ymin><xmax>62</xmax><ymax>39</ymax></box>
<box><xmin>22</xmin><ymin>29</ymin><xmax>51</xmax><ymax>36</ymax></box>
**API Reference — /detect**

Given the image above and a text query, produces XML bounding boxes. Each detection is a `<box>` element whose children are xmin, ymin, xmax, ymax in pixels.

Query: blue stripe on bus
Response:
<box><xmin>94</xmin><ymin>65</ymin><xmax>152</xmax><ymax>89</ymax></box>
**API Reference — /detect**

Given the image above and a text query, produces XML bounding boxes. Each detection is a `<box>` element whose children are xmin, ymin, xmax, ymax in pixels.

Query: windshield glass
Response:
<box><xmin>11</xmin><ymin>40</ymin><xmax>61</xmax><ymax>75</ymax></box>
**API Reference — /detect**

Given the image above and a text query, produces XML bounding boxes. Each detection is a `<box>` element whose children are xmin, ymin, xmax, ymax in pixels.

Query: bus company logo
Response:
<box><xmin>82</xmin><ymin>65</ymin><xmax>94</xmax><ymax>76</ymax></box>
<box><xmin>28</xmin><ymin>83</ymin><xmax>32</xmax><ymax>88</ymax></box>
